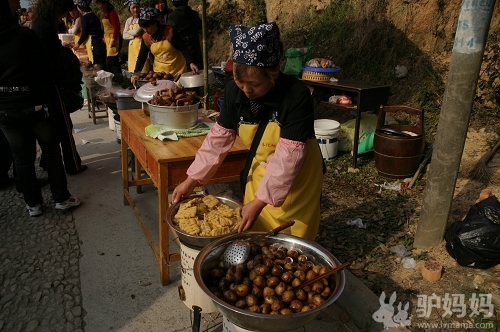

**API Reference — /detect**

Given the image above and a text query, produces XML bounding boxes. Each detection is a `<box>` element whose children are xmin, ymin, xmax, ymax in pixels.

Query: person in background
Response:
<box><xmin>32</xmin><ymin>0</ymin><xmax>88</xmax><ymax>176</ymax></box>
<box><xmin>167</xmin><ymin>0</ymin><xmax>203</xmax><ymax>73</ymax></box>
<box><xmin>123</xmin><ymin>0</ymin><xmax>149</xmax><ymax>74</ymax></box>
<box><xmin>23</xmin><ymin>9</ymin><xmax>33</xmax><ymax>28</ymax></box>
<box><xmin>95</xmin><ymin>0</ymin><xmax>123</xmax><ymax>83</ymax></box>
<box><xmin>132</xmin><ymin>8</ymin><xmax>186</xmax><ymax>78</ymax></box>
<box><xmin>18</xmin><ymin>8</ymin><xmax>27</xmax><ymax>25</ymax></box>
<box><xmin>172</xmin><ymin>22</ymin><xmax>324</xmax><ymax>241</ymax></box>
<box><xmin>1</xmin><ymin>0</ymin><xmax>80</xmax><ymax>215</ymax></box>
<box><xmin>68</xmin><ymin>5</ymin><xmax>90</xmax><ymax>63</ymax></box>
<box><xmin>73</xmin><ymin>0</ymin><xmax>105</xmax><ymax>69</ymax></box>
<box><xmin>150</xmin><ymin>0</ymin><xmax>170</xmax><ymax>25</ymax></box>
<box><xmin>58</xmin><ymin>13</ymin><xmax>69</xmax><ymax>33</ymax></box>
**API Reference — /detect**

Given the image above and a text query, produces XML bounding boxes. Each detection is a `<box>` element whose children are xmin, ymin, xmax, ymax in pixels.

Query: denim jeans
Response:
<box><xmin>0</xmin><ymin>106</ymin><xmax>71</xmax><ymax>206</ymax></box>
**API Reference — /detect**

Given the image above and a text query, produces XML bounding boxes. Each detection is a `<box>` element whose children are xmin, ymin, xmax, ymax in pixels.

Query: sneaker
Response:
<box><xmin>55</xmin><ymin>197</ymin><xmax>81</xmax><ymax>210</ymax></box>
<box><xmin>26</xmin><ymin>204</ymin><xmax>42</xmax><ymax>217</ymax></box>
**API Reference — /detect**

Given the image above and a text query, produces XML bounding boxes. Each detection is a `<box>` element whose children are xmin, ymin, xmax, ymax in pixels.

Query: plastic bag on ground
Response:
<box><xmin>445</xmin><ymin>196</ymin><xmax>500</xmax><ymax>269</ymax></box>
<box><xmin>283</xmin><ymin>46</ymin><xmax>313</xmax><ymax>77</ymax></box>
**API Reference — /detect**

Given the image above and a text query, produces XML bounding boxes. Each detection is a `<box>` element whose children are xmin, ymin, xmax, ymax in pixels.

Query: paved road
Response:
<box><xmin>0</xmin><ymin>107</ymin><xmax>384</xmax><ymax>332</ymax></box>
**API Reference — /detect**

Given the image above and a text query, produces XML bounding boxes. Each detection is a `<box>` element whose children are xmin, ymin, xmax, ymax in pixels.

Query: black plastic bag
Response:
<box><xmin>445</xmin><ymin>196</ymin><xmax>500</xmax><ymax>269</ymax></box>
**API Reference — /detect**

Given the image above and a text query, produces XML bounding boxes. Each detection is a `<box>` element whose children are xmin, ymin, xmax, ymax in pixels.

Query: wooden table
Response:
<box><xmin>120</xmin><ymin>109</ymin><xmax>248</xmax><ymax>285</ymax></box>
<box><xmin>304</xmin><ymin>79</ymin><xmax>390</xmax><ymax>168</ymax></box>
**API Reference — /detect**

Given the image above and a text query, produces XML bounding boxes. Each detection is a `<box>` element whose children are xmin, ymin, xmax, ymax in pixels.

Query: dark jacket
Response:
<box><xmin>217</xmin><ymin>73</ymin><xmax>316</xmax><ymax>143</ymax></box>
<box><xmin>32</xmin><ymin>20</ymin><xmax>65</xmax><ymax>85</ymax></box>
<box><xmin>0</xmin><ymin>24</ymin><xmax>49</xmax><ymax>109</ymax></box>
<box><xmin>167</xmin><ymin>5</ymin><xmax>203</xmax><ymax>69</ymax></box>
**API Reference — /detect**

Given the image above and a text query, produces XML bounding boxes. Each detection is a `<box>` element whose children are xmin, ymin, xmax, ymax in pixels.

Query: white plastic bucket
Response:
<box><xmin>179</xmin><ymin>243</ymin><xmax>217</xmax><ymax>313</ymax></box>
<box><xmin>114</xmin><ymin>118</ymin><xmax>121</xmax><ymax>142</ymax></box>
<box><xmin>314</xmin><ymin>119</ymin><xmax>340</xmax><ymax>160</ymax></box>
<box><xmin>107</xmin><ymin>109</ymin><xmax>115</xmax><ymax>131</ymax></box>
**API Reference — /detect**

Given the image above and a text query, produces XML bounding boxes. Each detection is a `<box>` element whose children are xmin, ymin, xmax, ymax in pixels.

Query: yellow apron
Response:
<box><xmin>102</xmin><ymin>17</ymin><xmax>118</xmax><ymax>57</ymax></box>
<box><xmin>74</xmin><ymin>32</ymin><xmax>94</xmax><ymax>63</ymax></box>
<box><xmin>126</xmin><ymin>20</ymin><xmax>149</xmax><ymax>73</ymax></box>
<box><xmin>150</xmin><ymin>39</ymin><xmax>186</xmax><ymax>76</ymax></box>
<box><xmin>239</xmin><ymin>121</ymin><xmax>324</xmax><ymax>241</ymax></box>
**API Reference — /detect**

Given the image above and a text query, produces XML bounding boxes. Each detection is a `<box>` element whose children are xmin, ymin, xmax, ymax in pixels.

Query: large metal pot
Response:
<box><xmin>166</xmin><ymin>195</ymin><xmax>242</xmax><ymax>249</ymax></box>
<box><xmin>194</xmin><ymin>233</ymin><xmax>346</xmax><ymax>332</ymax></box>
<box><xmin>147</xmin><ymin>102</ymin><xmax>200</xmax><ymax>129</ymax></box>
<box><xmin>179</xmin><ymin>70</ymin><xmax>215</xmax><ymax>88</ymax></box>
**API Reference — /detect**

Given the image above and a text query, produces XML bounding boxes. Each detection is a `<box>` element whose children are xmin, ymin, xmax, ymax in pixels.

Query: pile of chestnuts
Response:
<box><xmin>206</xmin><ymin>243</ymin><xmax>334</xmax><ymax>315</ymax></box>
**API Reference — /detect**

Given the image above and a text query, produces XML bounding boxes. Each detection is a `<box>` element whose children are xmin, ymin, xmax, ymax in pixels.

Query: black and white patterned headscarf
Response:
<box><xmin>229</xmin><ymin>22</ymin><xmax>281</xmax><ymax>67</ymax></box>
<box><xmin>139</xmin><ymin>7</ymin><xmax>159</xmax><ymax>21</ymax></box>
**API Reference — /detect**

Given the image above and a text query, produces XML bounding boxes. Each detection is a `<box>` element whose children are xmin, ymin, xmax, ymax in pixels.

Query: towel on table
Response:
<box><xmin>145</xmin><ymin>122</ymin><xmax>210</xmax><ymax>141</ymax></box>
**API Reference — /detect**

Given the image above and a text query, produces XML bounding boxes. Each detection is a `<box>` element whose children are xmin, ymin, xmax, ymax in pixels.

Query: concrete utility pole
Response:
<box><xmin>201</xmin><ymin>0</ymin><xmax>209</xmax><ymax>96</ymax></box>
<box><xmin>414</xmin><ymin>0</ymin><xmax>497</xmax><ymax>248</ymax></box>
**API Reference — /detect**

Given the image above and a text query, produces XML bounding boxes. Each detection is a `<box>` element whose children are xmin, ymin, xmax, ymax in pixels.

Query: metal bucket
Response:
<box><xmin>374</xmin><ymin>106</ymin><xmax>425</xmax><ymax>179</ymax></box>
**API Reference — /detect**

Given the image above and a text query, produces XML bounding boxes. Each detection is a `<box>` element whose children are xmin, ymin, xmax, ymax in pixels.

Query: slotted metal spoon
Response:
<box><xmin>223</xmin><ymin>220</ymin><xmax>295</xmax><ymax>268</ymax></box>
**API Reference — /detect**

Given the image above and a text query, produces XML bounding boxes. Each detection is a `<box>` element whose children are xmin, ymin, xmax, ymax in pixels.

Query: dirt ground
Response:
<box><xmin>314</xmin><ymin>123</ymin><xmax>500</xmax><ymax>331</ymax></box>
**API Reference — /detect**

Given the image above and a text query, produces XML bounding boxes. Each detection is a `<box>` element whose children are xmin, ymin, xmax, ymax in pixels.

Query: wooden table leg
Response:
<box><xmin>86</xmin><ymin>86</ymin><xmax>92</xmax><ymax>119</ymax></box>
<box><xmin>158</xmin><ymin>163</ymin><xmax>170</xmax><ymax>285</ymax></box>
<box><xmin>121</xmin><ymin>132</ymin><xmax>130</xmax><ymax>206</ymax></box>
<box><xmin>134</xmin><ymin>156</ymin><xmax>143</xmax><ymax>194</ymax></box>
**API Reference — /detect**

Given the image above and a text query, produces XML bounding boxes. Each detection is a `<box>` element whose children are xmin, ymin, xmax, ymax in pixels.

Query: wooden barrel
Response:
<box><xmin>374</xmin><ymin>106</ymin><xmax>425</xmax><ymax>179</ymax></box>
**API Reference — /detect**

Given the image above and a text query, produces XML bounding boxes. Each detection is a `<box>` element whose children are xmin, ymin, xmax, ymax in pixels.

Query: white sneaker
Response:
<box><xmin>26</xmin><ymin>204</ymin><xmax>42</xmax><ymax>217</ymax></box>
<box><xmin>55</xmin><ymin>197</ymin><xmax>81</xmax><ymax>210</ymax></box>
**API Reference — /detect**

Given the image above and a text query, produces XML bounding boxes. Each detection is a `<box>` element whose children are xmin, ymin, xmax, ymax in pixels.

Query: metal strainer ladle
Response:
<box><xmin>223</xmin><ymin>220</ymin><xmax>295</xmax><ymax>268</ymax></box>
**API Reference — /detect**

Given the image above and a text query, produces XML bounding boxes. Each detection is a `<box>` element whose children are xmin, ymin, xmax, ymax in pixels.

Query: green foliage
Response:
<box><xmin>413</xmin><ymin>251</ymin><xmax>428</xmax><ymax>261</ymax></box>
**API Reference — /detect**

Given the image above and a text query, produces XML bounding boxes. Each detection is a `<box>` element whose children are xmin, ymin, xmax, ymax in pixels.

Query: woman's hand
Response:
<box><xmin>131</xmin><ymin>75</ymin><xmax>139</xmax><ymax>85</ymax></box>
<box><xmin>172</xmin><ymin>177</ymin><xmax>199</xmax><ymax>203</ymax></box>
<box><xmin>72</xmin><ymin>43</ymin><xmax>80</xmax><ymax>52</ymax></box>
<box><xmin>190</xmin><ymin>63</ymin><xmax>199</xmax><ymax>73</ymax></box>
<box><xmin>238</xmin><ymin>199</ymin><xmax>267</xmax><ymax>233</ymax></box>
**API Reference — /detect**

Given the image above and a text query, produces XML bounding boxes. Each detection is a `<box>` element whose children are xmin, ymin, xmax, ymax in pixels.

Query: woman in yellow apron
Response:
<box><xmin>73</xmin><ymin>0</ymin><xmax>106</xmax><ymax>70</ymax></box>
<box><xmin>123</xmin><ymin>0</ymin><xmax>149</xmax><ymax>74</ymax></box>
<box><xmin>68</xmin><ymin>5</ymin><xmax>93</xmax><ymax>63</ymax></box>
<box><xmin>172</xmin><ymin>22</ymin><xmax>324</xmax><ymax>241</ymax></box>
<box><xmin>96</xmin><ymin>0</ymin><xmax>123</xmax><ymax>82</ymax></box>
<box><xmin>131</xmin><ymin>8</ymin><xmax>186</xmax><ymax>76</ymax></box>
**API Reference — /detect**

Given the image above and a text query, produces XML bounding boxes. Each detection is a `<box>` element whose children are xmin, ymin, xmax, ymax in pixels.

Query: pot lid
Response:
<box><xmin>114</xmin><ymin>89</ymin><xmax>136</xmax><ymax>97</ymax></box>
<box><xmin>133</xmin><ymin>80</ymin><xmax>177</xmax><ymax>102</ymax></box>
<box><xmin>179</xmin><ymin>70</ymin><xmax>215</xmax><ymax>88</ymax></box>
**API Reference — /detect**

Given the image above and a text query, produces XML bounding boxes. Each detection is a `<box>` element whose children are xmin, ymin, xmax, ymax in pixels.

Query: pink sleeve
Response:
<box><xmin>187</xmin><ymin>123</ymin><xmax>236</xmax><ymax>184</ymax></box>
<box><xmin>255</xmin><ymin>138</ymin><xmax>306</xmax><ymax>207</ymax></box>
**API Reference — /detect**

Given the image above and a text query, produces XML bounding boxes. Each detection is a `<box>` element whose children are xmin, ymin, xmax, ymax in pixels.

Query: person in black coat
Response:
<box><xmin>167</xmin><ymin>0</ymin><xmax>203</xmax><ymax>73</ymax></box>
<box><xmin>32</xmin><ymin>0</ymin><xmax>88</xmax><ymax>175</ymax></box>
<box><xmin>0</xmin><ymin>0</ymin><xmax>80</xmax><ymax>215</ymax></box>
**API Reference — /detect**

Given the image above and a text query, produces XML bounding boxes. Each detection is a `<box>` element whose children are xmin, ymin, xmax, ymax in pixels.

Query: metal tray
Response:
<box><xmin>166</xmin><ymin>195</ymin><xmax>243</xmax><ymax>249</ymax></box>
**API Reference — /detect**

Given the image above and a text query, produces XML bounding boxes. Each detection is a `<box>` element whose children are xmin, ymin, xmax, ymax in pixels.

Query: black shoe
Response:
<box><xmin>67</xmin><ymin>165</ymin><xmax>88</xmax><ymax>176</ymax></box>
